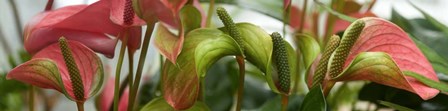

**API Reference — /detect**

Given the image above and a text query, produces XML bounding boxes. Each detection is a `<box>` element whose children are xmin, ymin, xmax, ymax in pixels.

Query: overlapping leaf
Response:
<box><xmin>163</xmin><ymin>23</ymin><xmax>297</xmax><ymax>109</ymax></box>
<box><xmin>333</xmin><ymin>17</ymin><xmax>439</xmax><ymax>100</ymax></box>
<box><xmin>154</xmin><ymin>5</ymin><xmax>202</xmax><ymax>63</ymax></box>
<box><xmin>7</xmin><ymin>40</ymin><xmax>104</xmax><ymax>102</ymax></box>
<box><xmin>162</xmin><ymin>28</ymin><xmax>242</xmax><ymax>109</ymax></box>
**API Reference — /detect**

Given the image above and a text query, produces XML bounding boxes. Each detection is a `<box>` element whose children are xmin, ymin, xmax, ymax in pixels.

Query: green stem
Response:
<box><xmin>321</xmin><ymin>0</ymin><xmax>346</xmax><ymax>46</ymax></box>
<box><xmin>113</xmin><ymin>31</ymin><xmax>129</xmax><ymax>111</ymax></box>
<box><xmin>282</xmin><ymin>2</ymin><xmax>290</xmax><ymax>36</ymax></box>
<box><xmin>0</xmin><ymin>26</ymin><xmax>12</xmax><ymax>56</ymax></box>
<box><xmin>235</xmin><ymin>56</ymin><xmax>245</xmax><ymax>111</ymax></box>
<box><xmin>298</xmin><ymin>0</ymin><xmax>308</xmax><ymax>33</ymax></box>
<box><xmin>128</xmin><ymin>22</ymin><xmax>156</xmax><ymax>111</ymax></box>
<box><xmin>198</xmin><ymin>77</ymin><xmax>205</xmax><ymax>101</ymax></box>
<box><xmin>281</xmin><ymin>94</ymin><xmax>288</xmax><ymax>111</ymax></box>
<box><xmin>128</xmin><ymin>50</ymin><xmax>134</xmax><ymax>89</ymax></box>
<box><xmin>76</xmin><ymin>102</ymin><xmax>84</xmax><ymax>111</ymax></box>
<box><xmin>8</xmin><ymin>0</ymin><xmax>23</xmax><ymax>44</ymax></box>
<box><xmin>205</xmin><ymin>0</ymin><xmax>215</xmax><ymax>28</ymax></box>
<box><xmin>29</xmin><ymin>86</ymin><xmax>35</xmax><ymax>111</ymax></box>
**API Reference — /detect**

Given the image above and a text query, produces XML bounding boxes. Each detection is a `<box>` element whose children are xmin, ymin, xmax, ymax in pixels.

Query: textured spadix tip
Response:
<box><xmin>311</xmin><ymin>35</ymin><xmax>340</xmax><ymax>87</ymax></box>
<box><xmin>271</xmin><ymin>32</ymin><xmax>290</xmax><ymax>93</ymax></box>
<box><xmin>58</xmin><ymin>37</ymin><xmax>85</xmax><ymax>101</ymax></box>
<box><xmin>216</xmin><ymin>7</ymin><xmax>245</xmax><ymax>53</ymax></box>
<box><xmin>123</xmin><ymin>0</ymin><xmax>135</xmax><ymax>25</ymax></box>
<box><xmin>329</xmin><ymin>20</ymin><xmax>365</xmax><ymax>78</ymax></box>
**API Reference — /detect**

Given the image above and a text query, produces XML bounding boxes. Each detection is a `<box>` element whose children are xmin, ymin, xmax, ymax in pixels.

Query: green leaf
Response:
<box><xmin>162</xmin><ymin>28</ymin><xmax>242</xmax><ymax>109</ymax></box>
<box><xmin>300</xmin><ymin>85</ymin><xmax>326</xmax><ymax>111</ymax></box>
<box><xmin>140</xmin><ymin>98</ymin><xmax>210</xmax><ymax>111</ymax></box>
<box><xmin>180</xmin><ymin>5</ymin><xmax>202</xmax><ymax>34</ymax></box>
<box><xmin>333</xmin><ymin>52</ymin><xmax>439</xmax><ymax>100</ymax></box>
<box><xmin>410</xmin><ymin>3</ymin><xmax>448</xmax><ymax>36</ymax></box>
<box><xmin>378</xmin><ymin>100</ymin><xmax>415</xmax><ymax>111</ymax></box>
<box><xmin>404</xmin><ymin>71</ymin><xmax>448</xmax><ymax>93</ymax></box>
<box><xmin>295</xmin><ymin>34</ymin><xmax>321</xmax><ymax>71</ymax></box>
<box><xmin>411</xmin><ymin>37</ymin><xmax>448</xmax><ymax>75</ymax></box>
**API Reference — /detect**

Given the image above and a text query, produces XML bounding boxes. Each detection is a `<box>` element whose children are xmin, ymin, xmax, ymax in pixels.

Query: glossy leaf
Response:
<box><xmin>162</xmin><ymin>28</ymin><xmax>242</xmax><ymax>109</ymax></box>
<box><xmin>154</xmin><ymin>23</ymin><xmax>184</xmax><ymax>64</ymax></box>
<box><xmin>412</xmin><ymin>37</ymin><xmax>448</xmax><ymax>75</ymax></box>
<box><xmin>153</xmin><ymin>4</ymin><xmax>202</xmax><ymax>64</ymax></box>
<box><xmin>295</xmin><ymin>34</ymin><xmax>320</xmax><ymax>70</ymax></box>
<box><xmin>300</xmin><ymin>85</ymin><xmax>326</xmax><ymax>111</ymax></box>
<box><xmin>140</xmin><ymin>98</ymin><xmax>210</xmax><ymax>111</ymax></box>
<box><xmin>7</xmin><ymin>40</ymin><xmax>104</xmax><ymax>102</ymax></box>
<box><xmin>219</xmin><ymin>23</ymin><xmax>297</xmax><ymax>94</ymax></box>
<box><xmin>337</xmin><ymin>17</ymin><xmax>439</xmax><ymax>100</ymax></box>
<box><xmin>180</xmin><ymin>5</ymin><xmax>202</xmax><ymax>34</ymax></box>
<box><xmin>334</xmin><ymin>52</ymin><xmax>438</xmax><ymax>100</ymax></box>
<box><xmin>390</xmin><ymin>10</ymin><xmax>448</xmax><ymax>75</ymax></box>
<box><xmin>378</xmin><ymin>100</ymin><xmax>415</xmax><ymax>111</ymax></box>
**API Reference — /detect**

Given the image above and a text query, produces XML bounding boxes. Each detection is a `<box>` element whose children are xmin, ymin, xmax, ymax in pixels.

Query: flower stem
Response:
<box><xmin>322</xmin><ymin>0</ymin><xmax>345</xmax><ymax>46</ymax></box>
<box><xmin>113</xmin><ymin>31</ymin><xmax>129</xmax><ymax>111</ymax></box>
<box><xmin>235</xmin><ymin>56</ymin><xmax>245</xmax><ymax>111</ymax></box>
<box><xmin>7</xmin><ymin>0</ymin><xmax>23</xmax><ymax>44</ymax></box>
<box><xmin>298</xmin><ymin>0</ymin><xmax>308</xmax><ymax>33</ymax></box>
<box><xmin>29</xmin><ymin>86</ymin><xmax>35</xmax><ymax>111</ymax></box>
<box><xmin>281</xmin><ymin>94</ymin><xmax>288</xmax><ymax>111</ymax></box>
<box><xmin>76</xmin><ymin>102</ymin><xmax>84</xmax><ymax>111</ymax></box>
<box><xmin>45</xmin><ymin>0</ymin><xmax>54</xmax><ymax>11</ymax></box>
<box><xmin>128</xmin><ymin>22</ymin><xmax>156</xmax><ymax>111</ymax></box>
<box><xmin>128</xmin><ymin>50</ymin><xmax>134</xmax><ymax>89</ymax></box>
<box><xmin>205</xmin><ymin>0</ymin><xmax>215</xmax><ymax>28</ymax></box>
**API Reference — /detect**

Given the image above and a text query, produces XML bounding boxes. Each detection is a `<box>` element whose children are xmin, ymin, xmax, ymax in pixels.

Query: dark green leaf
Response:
<box><xmin>378</xmin><ymin>100</ymin><xmax>415</xmax><ymax>111</ymax></box>
<box><xmin>300</xmin><ymin>85</ymin><xmax>326</xmax><ymax>111</ymax></box>
<box><xmin>140</xmin><ymin>98</ymin><xmax>210</xmax><ymax>111</ymax></box>
<box><xmin>404</xmin><ymin>71</ymin><xmax>448</xmax><ymax>93</ymax></box>
<box><xmin>162</xmin><ymin>28</ymin><xmax>242</xmax><ymax>109</ymax></box>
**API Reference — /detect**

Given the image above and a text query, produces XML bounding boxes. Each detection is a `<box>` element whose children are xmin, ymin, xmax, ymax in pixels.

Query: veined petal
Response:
<box><xmin>334</xmin><ymin>17</ymin><xmax>439</xmax><ymax>100</ymax></box>
<box><xmin>32</xmin><ymin>40</ymin><xmax>103</xmax><ymax>101</ymax></box>
<box><xmin>7</xmin><ymin>58</ymin><xmax>64</xmax><ymax>92</ymax></box>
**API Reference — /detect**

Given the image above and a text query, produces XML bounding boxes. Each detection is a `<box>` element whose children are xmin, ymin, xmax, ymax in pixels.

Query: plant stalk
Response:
<box><xmin>235</xmin><ymin>56</ymin><xmax>245</xmax><ymax>111</ymax></box>
<box><xmin>76</xmin><ymin>102</ymin><xmax>84</xmax><ymax>111</ymax></box>
<box><xmin>128</xmin><ymin>50</ymin><xmax>134</xmax><ymax>89</ymax></box>
<box><xmin>29</xmin><ymin>86</ymin><xmax>35</xmax><ymax>111</ymax></box>
<box><xmin>205</xmin><ymin>0</ymin><xmax>215</xmax><ymax>28</ymax></box>
<box><xmin>113</xmin><ymin>31</ymin><xmax>129</xmax><ymax>111</ymax></box>
<box><xmin>128</xmin><ymin>22</ymin><xmax>156</xmax><ymax>111</ymax></box>
<box><xmin>8</xmin><ymin>0</ymin><xmax>23</xmax><ymax>44</ymax></box>
<box><xmin>322</xmin><ymin>0</ymin><xmax>345</xmax><ymax>46</ymax></box>
<box><xmin>281</xmin><ymin>94</ymin><xmax>289</xmax><ymax>111</ymax></box>
<box><xmin>298</xmin><ymin>0</ymin><xmax>308</xmax><ymax>33</ymax></box>
<box><xmin>282</xmin><ymin>1</ymin><xmax>290</xmax><ymax>36</ymax></box>
<box><xmin>45</xmin><ymin>0</ymin><xmax>54</xmax><ymax>11</ymax></box>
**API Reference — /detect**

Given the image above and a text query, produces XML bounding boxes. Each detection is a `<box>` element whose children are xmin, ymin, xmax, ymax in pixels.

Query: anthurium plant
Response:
<box><xmin>1</xmin><ymin>0</ymin><xmax>448</xmax><ymax>111</ymax></box>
